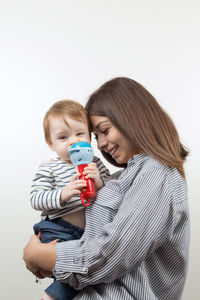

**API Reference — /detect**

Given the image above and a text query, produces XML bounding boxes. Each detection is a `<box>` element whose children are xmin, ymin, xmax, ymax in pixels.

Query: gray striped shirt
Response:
<box><xmin>54</xmin><ymin>154</ymin><xmax>190</xmax><ymax>300</ymax></box>
<box><xmin>30</xmin><ymin>156</ymin><xmax>110</xmax><ymax>219</ymax></box>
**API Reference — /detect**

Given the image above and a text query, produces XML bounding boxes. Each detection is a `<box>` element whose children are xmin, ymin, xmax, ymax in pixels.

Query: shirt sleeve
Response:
<box><xmin>93</xmin><ymin>156</ymin><xmax>111</xmax><ymax>184</ymax></box>
<box><xmin>53</xmin><ymin>170</ymin><xmax>175</xmax><ymax>289</ymax></box>
<box><xmin>30</xmin><ymin>165</ymin><xmax>63</xmax><ymax>211</ymax></box>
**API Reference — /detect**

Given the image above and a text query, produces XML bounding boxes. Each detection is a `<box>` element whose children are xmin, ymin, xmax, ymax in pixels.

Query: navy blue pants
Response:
<box><xmin>33</xmin><ymin>217</ymin><xmax>84</xmax><ymax>300</ymax></box>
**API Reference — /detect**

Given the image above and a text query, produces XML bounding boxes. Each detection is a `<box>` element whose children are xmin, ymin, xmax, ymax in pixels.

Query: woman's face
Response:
<box><xmin>90</xmin><ymin>115</ymin><xmax>140</xmax><ymax>164</ymax></box>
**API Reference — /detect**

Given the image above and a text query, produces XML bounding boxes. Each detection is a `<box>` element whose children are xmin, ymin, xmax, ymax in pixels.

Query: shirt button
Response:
<box><xmin>81</xmin><ymin>267</ymin><xmax>87</xmax><ymax>272</ymax></box>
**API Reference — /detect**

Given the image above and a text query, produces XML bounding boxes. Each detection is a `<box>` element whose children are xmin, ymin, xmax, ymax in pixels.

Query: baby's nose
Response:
<box><xmin>69</xmin><ymin>139</ymin><xmax>80</xmax><ymax>147</ymax></box>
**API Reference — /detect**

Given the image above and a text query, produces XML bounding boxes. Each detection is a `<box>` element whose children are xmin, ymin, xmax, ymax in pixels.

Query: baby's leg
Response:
<box><xmin>40</xmin><ymin>293</ymin><xmax>55</xmax><ymax>300</ymax></box>
<box><xmin>34</xmin><ymin>218</ymin><xmax>84</xmax><ymax>300</ymax></box>
<box><xmin>45</xmin><ymin>281</ymin><xmax>78</xmax><ymax>300</ymax></box>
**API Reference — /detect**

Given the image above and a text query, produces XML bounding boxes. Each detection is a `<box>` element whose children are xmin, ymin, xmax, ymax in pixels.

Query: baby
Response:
<box><xmin>30</xmin><ymin>100</ymin><xmax>110</xmax><ymax>300</ymax></box>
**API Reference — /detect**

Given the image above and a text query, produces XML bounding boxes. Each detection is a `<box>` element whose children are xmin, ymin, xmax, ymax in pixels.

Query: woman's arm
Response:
<box><xmin>23</xmin><ymin>234</ymin><xmax>56</xmax><ymax>276</ymax></box>
<box><xmin>24</xmin><ymin>169</ymin><xmax>181</xmax><ymax>289</ymax></box>
<box><xmin>53</xmin><ymin>171</ymin><xmax>176</xmax><ymax>289</ymax></box>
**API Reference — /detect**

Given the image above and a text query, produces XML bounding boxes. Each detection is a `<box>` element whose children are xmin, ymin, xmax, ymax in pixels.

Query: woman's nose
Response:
<box><xmin>97</xmin><ymin>135</ymin><xmax>107</xmax><ymax>150</ymax></box>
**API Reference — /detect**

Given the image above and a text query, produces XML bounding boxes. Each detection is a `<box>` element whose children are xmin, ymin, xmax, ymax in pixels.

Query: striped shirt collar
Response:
<box><xmin>127</xmin><ymin>153</ymin><xmax>150</xmax><ymax>167</ymax></box>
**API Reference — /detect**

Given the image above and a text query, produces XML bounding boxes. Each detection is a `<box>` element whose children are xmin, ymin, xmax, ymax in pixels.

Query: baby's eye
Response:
<box><xmin>77</xmin><ymin>132</ymin><xmax>85</xmax><ymax>136</ymax></box>
<box><xmin>59</xmin><ymin>135</ymin><xmax>67</xmax><ymax>140</ymax></box>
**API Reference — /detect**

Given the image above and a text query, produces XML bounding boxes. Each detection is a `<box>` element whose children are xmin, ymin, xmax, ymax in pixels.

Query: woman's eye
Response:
<box><xmin>102</xmin><ymin>128</ymin><xmax>109</xmax><ymax>135</ymax></box>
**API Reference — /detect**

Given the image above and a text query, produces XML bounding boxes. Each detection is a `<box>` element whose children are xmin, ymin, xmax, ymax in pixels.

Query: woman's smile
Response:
<box><xmin>107</xmin><ymin>145</ymin><xmax>119</xmax><ymax>157</ymax></box>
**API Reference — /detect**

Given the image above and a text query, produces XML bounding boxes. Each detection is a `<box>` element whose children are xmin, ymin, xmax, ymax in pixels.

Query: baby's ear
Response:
<box><xmin>48</xmin><ymin>142</ymin><xmax>55</xmax><ymax>151</ymax></box>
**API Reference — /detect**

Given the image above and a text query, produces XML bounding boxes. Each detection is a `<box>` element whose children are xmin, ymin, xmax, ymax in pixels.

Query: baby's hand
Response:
<box><xmin>83</xmin><ymin>163</ymin><xmax>103</xmax><ymax>191</ymax></box>
<box><xmin>60</xmin><ymin>174</ymin><xmax>87</xmax><ymax>204</ymax></box>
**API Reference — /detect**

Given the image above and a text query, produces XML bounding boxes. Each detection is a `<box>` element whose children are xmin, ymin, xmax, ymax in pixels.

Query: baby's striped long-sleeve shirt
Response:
<box><xmin>30</xmin><ymin>156</ymin><xmax>110</xmax><ymax>219</ymax></box>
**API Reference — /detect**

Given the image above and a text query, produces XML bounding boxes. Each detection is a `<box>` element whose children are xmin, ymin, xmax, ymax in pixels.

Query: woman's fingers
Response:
<box><xmin>49</xmin><ymin>239</ymin><xmax>59</xmax><ymax>245</ymax></box>
<box><xmin>38</xmin><ymin>269</ymin><xmax>53</xmax><ymax>278</ymax></box>
<box><xmin>34</xmin><ymin>270</ymin><xmax>45</xmax><ymax>279</ymax></box>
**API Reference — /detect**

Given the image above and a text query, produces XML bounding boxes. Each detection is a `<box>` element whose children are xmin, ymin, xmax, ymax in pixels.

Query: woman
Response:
<box><xmin>24</xmin><ymin>77</ymin><xmax>190</xmax><ymax>300</ymax></box>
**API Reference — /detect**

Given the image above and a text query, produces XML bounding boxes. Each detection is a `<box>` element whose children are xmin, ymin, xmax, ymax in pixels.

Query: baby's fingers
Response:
<box><xmin>70</xmin><ymin>173</ymin><xmax>81</xmax><ymax>182</ymax></box>
<box><xmin>84</xmin><ymin>167</ymin><xmax>98</xmax><ymax>176</ymax></box>
<box><xmin>85</xmin><ymin>173</ymin><xmax>98</xmax><ymax>180</ymax></box>
<box><xmin>71</xmin><ymin>189</ymin><xmax>81</xmax><ymax>196</ymax></box>
<box><xmin>84</xmin><ymin>168</ymin><xmax>99</xmax><ymax>179</ymax></box>
<box><xmin>84</xmin><ymin>163</ymin><xmax>97</xmax><ymax>171</ymax></box>
<box><xmin>71</xmin><ymin>180</ymin><xmax>87</xmax><ymax>189</ymax></box>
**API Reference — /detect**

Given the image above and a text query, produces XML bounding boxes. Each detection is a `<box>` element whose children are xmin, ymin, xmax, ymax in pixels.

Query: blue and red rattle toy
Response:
<box><xmin>68</xmin><ymin>141</ymin><xmax>95</xmax><ymax>207</ymax></box>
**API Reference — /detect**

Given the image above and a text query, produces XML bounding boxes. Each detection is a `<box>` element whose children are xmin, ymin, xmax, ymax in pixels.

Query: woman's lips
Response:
<box><xmin>109</xmin><ymin>145</ymin><xmax>119</xmax><ymax>158</ymax></box>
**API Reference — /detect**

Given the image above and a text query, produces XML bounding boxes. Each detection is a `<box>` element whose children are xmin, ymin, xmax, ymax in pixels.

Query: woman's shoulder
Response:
<box><xmin>130</xmin><ymin>153</ymin><xmax>182</xmax><ymax>176</ymax></box>
<box><xmin>131</xmin><ymin>154</ymin><xmax>187</xmax><ymax>198</ymax></box>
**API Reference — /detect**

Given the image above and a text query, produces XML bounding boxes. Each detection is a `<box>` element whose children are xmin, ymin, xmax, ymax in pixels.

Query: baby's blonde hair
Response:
<box><xmin>43</xmin><ymin>100</ymin><xmax>90</xmax><ymax>144</ymax></box>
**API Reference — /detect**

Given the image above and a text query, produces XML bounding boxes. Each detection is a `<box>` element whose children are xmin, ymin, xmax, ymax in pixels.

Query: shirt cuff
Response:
<box><xmin>55</xmin><ymin>189</ymin><xmax>63</xmax><ymax>209</ymax></box>
<box><xmin>53</xmin><ymin>239</ymin><xmax>88</xmax><ymax>283</ymax></box>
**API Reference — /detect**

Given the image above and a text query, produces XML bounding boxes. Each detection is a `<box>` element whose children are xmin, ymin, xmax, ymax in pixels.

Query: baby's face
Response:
<box><xmin>48</xmin><ymin>116</ymin><xmax>90</xmax><ymax>163</ymax></box>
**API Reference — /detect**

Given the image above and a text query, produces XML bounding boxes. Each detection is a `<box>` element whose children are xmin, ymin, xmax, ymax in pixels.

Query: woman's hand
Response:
<box><xmin>23</xmin><ymin>234</ymin><xmax>57</xmax><ymax>277</ymax></box>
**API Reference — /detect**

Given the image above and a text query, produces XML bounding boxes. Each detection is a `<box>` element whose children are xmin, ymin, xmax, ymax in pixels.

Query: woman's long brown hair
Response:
<box><xmin>85</xmin><ymin>77</ymin><xmax>189</xmax><ymax>177</ymax></box>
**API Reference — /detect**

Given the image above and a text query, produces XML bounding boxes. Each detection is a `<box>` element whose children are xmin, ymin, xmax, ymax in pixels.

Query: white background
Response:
<box><xmin>0</xmin><ymin>1</ymin><xmax>199</xmax><ymax>299</ymax></box>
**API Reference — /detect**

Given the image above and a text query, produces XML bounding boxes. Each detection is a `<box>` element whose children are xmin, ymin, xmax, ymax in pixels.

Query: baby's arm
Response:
<box><xmin>60</xmin><ymin>173</ymin><xmax>86</xmax><ymax>204</ymax></box>
<box><xmin>83</xmin><ymin>163</ymin><xmax>103</xmax><ymax>191</ymax></box>
<box><xmin>30</xmin><ymin>165</ymin><xmax>86</xmax><ymax>211</ymax></box>
<box><xmin>83</xmin><ymin>157</ymin><xmax>110</xmax><ymax>191</ymax></box>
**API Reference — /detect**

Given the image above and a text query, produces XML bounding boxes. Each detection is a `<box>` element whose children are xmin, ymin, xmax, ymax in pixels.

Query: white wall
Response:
<box><xmin>0</xmin><ymin>1</ymin><xmax>199</xmax><ymax>299</ymax></box>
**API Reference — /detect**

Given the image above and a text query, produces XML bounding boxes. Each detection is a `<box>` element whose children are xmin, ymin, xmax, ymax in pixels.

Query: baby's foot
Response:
<box><xmin>40</xmin><ymin>292</ymin><xmax>55</xmax><ymax>300</ymax></box>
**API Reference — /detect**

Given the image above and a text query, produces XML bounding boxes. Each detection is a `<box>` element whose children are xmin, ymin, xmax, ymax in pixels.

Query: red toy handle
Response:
<box><xmin>78</xmin><ymin>164</ymin><xmax>95</xmax><ymax>207</ymax></box>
